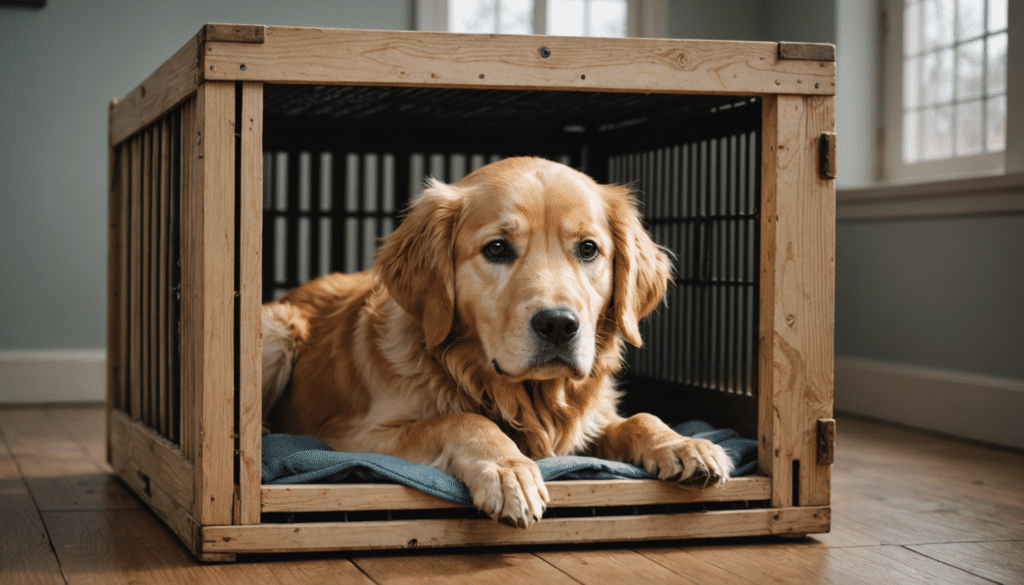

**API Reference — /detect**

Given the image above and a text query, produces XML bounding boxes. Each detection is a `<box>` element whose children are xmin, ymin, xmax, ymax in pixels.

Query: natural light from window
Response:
<box><xmin>448</xmin><ymin>0</ymin><xmax>627</xmax><ymax>37</ymax></box>
<box><xmin>902</xmin><ymin>0</ymin><xmax>1008</xmax><ymax>164</ymax></box>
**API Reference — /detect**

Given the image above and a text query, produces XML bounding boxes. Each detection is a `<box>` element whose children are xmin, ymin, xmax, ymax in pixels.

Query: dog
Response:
<box><xmin>261</xmin><ymin>156</ymin><xmax>733</xmax><ymax>528</ymax></box>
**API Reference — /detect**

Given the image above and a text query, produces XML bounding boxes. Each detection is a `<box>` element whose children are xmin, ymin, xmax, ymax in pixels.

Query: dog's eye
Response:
<box><xmin>483</xmin><ymin>239</ymin><xmax>514</xmax><ymax>262</ymax></box>
<box><xmin>578</xmin><ymin>240</ymin><xmax>599</xmax><ymax>261</ymax></box>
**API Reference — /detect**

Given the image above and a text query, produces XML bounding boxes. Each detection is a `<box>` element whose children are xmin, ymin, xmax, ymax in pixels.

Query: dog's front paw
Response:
<box><xmin>644</xmin><ymin>437</ymin><xmax>734</xmax><ymax>489</ymax></box>
<box><xmin>464</xmin><ymin>456</ymin><xmax>549</xmax><ymax>528</ymax></box>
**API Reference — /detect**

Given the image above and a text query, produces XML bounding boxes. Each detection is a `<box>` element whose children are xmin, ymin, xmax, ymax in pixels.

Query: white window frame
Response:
<box><xmin>880</xmin><ymin>0</ymin><xmax>1020</xmax><ymax>183</ymax></box>
<box><xmin>415</xmin><ymin>0</ymin><xmax>668</xmax><ymax>39</ymax></box>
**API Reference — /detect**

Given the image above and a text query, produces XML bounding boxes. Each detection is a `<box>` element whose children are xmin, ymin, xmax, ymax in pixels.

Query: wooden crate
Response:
<box><xmin>106</xmin><ymin>24</ymin><xmax>836</xmax><ymax>562</ymax></box>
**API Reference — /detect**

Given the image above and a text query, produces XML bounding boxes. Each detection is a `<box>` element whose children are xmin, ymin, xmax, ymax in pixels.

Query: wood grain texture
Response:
<box><xmin>201</xmin><ymin>507</ymin><xmax>829</xmax><ymax>553</ymax></box>
<box><xmin>0</xmin><ymin>432</ymin><xmax>65</xmax><ymax>585</ymax></box>
<box><xmin>109</xmin><ymin>33</ymin><xmax>200</xmax><ymax>147</ymax></box>
<box><xmin>354</xmin><ymin>551</ymin><xmax>579</xmax><ymax>585</ymax></box>
<box><xmin>201</xmin><ymin>26</ymin><xmax>835</xmax><ymax>96</ymax></box>
<box><xmin>260</xmin><ymin>476</ymin><xmax>772</xmax><ymax>513</ymax></box>
<box><xmin>185</xmin><ymin>81</ymin><xmax>237</xmax><ymax>526</ymax></box>
<box><xmin>0</xmin><ymin>408</ymin><xmax>138</xmax><ymax>513</ymax></box>
<box><xmin>237</xmin><ymin>81</ymin><xmax>264</xmax><ymax>526</ymax></box>
<box><xmin>108</xmin><ymin>408</ymin><xmax>194</xmax><ymax>512</ymax></box>
<box><xmin>758</xmin><ymin>94</ymin><xmax>835</xmax><ymax>509</ymax></box>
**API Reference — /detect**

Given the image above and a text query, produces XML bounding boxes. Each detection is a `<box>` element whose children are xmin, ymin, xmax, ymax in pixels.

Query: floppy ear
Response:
<box><xmin>375</xmin><ymin>179</ymin><xmax>462</xmax><ymax>349</ymax></box>
<box><xmin>605</xmin><ymin>185</ymin><xmax>673</xmax><ymax>348</ymax></box>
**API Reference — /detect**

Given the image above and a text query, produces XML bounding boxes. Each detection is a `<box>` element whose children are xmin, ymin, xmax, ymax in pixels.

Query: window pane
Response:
<box><xmin>957</xmin><ymin>0</ymin><xmax>984</xmax><ymax>40</ymax></box>
<box><xmin>922</xmin><ymin>0</ymin><xmax>954</xmax><ymax>51</ymax></box>
<box><xmin>903</xmin><ymin>109</ymin><xmax>920</xmax><ymax>163</ymax></box>
<box><xmin>922</xmin><ymin>49</ymin><xmax>954</xmax><ymax>106</ymax></box>
<box><xmin>955</xmin><ymin>39</ymin><xmax>984</xmax><ymax>101</ymax></box>
<box><xmin>548</xmin><ymin>0</ymin><xmax>585</xmax><ymax>36</ymax></box>
<box><xmin>922</xmin><ymin>106</ymin><xmax>953</xmax><ymax>160</ymax></box>
<box><xmin>986</xmin><ymin>94</ymin><xmax>1006</xmax><ymax>151</ymax></box>
<box><xmin>591</xmin><ymin>0</ymin><xmax>627</xmax><ymax>38</ymax></box>
<box><xmin>987</xmin><ymin>31</ymin><xmax>1007</xmax><ymax>94</ymax></box>
<box><xmin>988</xmin><ymin>0</ymin><xmax>1008</xmax><ymax>32</ymax></box>
<box><xmin>904</xmin><ymin>56</ymin><xmax>920</xmax><ymax>108</ymax></box>
<box><xmin>499</xmin><ymin>0</ymin><xmax>533</xmax><ymax>34</ymax></box>
<box><xmin>904</xmin><ymin>1</ymin><xmax>921</xmax><ymax>55</ymax></box>
<box><xmin>450</xmin><ymin>0</ymin><xmax>498</xmax><ymax>33</ymax></box>
<box><xmin>955</xmin><ymin>100</ymin><xmax>983</xmax><ymax>155</ymax></box>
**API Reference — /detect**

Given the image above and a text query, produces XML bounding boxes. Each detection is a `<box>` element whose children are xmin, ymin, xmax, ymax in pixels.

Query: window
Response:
<box><xmin>884</xmin><ymin>0</ymin><xmax>1009</xmax><ymax>181</ymax></box>
<box><xmin>417</xmin><ymin>0</ymin><xmax>665</xmax><ymax>38</ymax></box>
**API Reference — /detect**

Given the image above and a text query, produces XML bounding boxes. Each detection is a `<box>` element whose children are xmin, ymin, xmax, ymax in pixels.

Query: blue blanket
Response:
<box><xmin>262</xmin><ymin>420</ymin><xmax>758</xmax><ymax>507</ymax></box>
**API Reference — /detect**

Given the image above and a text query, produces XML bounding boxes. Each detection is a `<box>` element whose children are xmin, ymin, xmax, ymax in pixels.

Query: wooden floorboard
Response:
<box><xmin>1</xmin><ymin>405</ymin><xmax>1021</xmax><ymax>584</ymax></box>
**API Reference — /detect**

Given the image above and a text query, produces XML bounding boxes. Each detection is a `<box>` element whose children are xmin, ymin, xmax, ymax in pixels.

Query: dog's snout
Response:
<box><xmin>531</xmin><ymin>307</ymin><xmax>580</xmax><ymax>346</ymax></box>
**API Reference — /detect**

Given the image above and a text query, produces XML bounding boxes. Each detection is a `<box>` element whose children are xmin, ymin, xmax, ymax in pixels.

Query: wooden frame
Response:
<box><xmin>107</xmin><ymin>24</ymin><xmax>835</xmax><ymax>562</ymax></box>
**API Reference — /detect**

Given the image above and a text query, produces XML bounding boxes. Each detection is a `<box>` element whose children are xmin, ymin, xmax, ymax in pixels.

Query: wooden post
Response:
<box><xmin>758</xmin><ymin>94</ymin><xmax>836</xmax><ymax>509</ymax></box>
<box><xmin>237</xmin><ymin>81</ymin><xmax>264</xmax><ymax>525</ymax></box>
<box><xmin>181</xmin><ymin>81</ymin><xmax>237</xmax><ymax>526</ymax></box>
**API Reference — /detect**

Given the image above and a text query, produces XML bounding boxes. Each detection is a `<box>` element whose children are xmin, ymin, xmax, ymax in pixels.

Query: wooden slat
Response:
<box><xmin>202</xmin><ymin>27</ymin><xmax>835</xmax><ymax>96</ymax></box>
<box><xmin>106</xmin><ymin>120</ymin><xmax>123</xmax><ymax>456</ymax></box>
<box><xmin>201</xmin><ymin>507</ymin><xmax>829</xmax><ymax>554</ymax></box>
<box><xmin>128</xmin><ymin>137</ymin><xmax>143</xmax><ymax>421</ymax></box>
<box><xmin>116</xmin><ymin>145</ymin><xmax>131</xmax><ymax>416</ymax></box>
<box><xmin>146</xmin><ymin>127</ymin><xmax>158</xmax><ymax>430</ymax></box>
<box><xmin>179</xmin><ymin>97</ymin><xmax>196</xmax><ymax>462</ymax></box>
<box><xmin>109</xmin><ymin>34</ymin><xmax>200</xmax><ymax>147</ymax></box>
<box><xmin>183</xmin><ymin>81</ymin><xmax>237</xmax><ymax>526</ymax></box>
<box><xmin>157</xmin><ymin>117</ymin><xmax>170</xmax><ymax>438</ymax></box>
<box><xmin>260</xmin><ymin>476</ymin><xmax>772</xmax><ymax>513</ymax></box>
<box><xmin>758</xmin><ymin>94</ymin><xmax>835</xmax><ymax>508</ymax></box>
<box><xmin>237</xmin><ymin>81</ymin><xmax>264</xmax><ymax>526</ymax></box>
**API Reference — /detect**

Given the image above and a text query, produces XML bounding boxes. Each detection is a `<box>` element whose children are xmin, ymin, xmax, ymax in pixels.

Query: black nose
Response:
<box><xmin>531</xmin><ymin>307</ymin><xmax>580</xmax><ymax>346</ymax></box>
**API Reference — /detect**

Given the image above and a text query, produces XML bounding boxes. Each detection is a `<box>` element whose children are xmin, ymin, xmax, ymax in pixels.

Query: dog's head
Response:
<box><xmin>376</xmin><ymin>157</ymin><xmax>671</xmax><ymax>381</ymax></box>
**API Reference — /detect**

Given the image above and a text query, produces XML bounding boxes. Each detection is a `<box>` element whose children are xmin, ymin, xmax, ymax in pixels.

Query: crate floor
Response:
<box><xmin>2</xmin><ymin>404</ymin><xmax>1022</xmax><ymax>584</ymax></box>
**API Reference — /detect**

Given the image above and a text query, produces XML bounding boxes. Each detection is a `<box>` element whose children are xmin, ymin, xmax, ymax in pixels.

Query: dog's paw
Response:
<box><xmin>465</xmin><ymin>456</ymin><xmax>549</xmax><ymax>528</ymax></box>
<box><xmin>643</xmin><ymin>437</ymin><xmax>733</xmax><ymax>489</ymax></box>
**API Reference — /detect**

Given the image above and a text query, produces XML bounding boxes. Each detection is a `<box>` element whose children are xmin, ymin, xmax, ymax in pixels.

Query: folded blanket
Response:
<box><xmin>262</xmin><ymin>420</ymin><xmax>758</xmax><ymax>507</ymax></box>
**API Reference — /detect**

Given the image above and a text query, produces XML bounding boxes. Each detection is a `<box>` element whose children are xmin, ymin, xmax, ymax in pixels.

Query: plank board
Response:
<box><xmin>42</xmin><ymin>510</ymin><xmax>276</xmax><ymax>583</ymax></box>
<box><xmin>0</xmin><ymin>408</ymin><xmax>139</xmax><ymax>513</ymax></box>
<box><xmin>237</xmin><ymin>81</ymin><xmax>264</xmax><ymax>526</ymax></box>
<box><xmin>260</xmin><ymin>476</ymin><xmax>772</xmax><ymax>513</ymax></box>
<box><xmin>201</xmin><ymin>507</ymin><xmax>829</xmax><ymax>554</ymax></box>
<box><xmin>353</xmin><ymin>551</ymin><xmax>579</xmax><ymax>585</ymax></box>
<box><xmin>758</xmin><ymin>94</ymin><xmax>835</xmax><ymax>508</ymax></box>
<box><xmin>0</xmin><ymin>431</ymin><xmax>65</xmax><ymax>585</ymax></box>
<box><xmin>202</xmin><ymin>26</ymin><xmax>835</xmax><ymax>96</ymax></box>
<box><xmin>109</xmin><ymin>33</ymin><xmax>200</xmax><ymax>146</ymax></box>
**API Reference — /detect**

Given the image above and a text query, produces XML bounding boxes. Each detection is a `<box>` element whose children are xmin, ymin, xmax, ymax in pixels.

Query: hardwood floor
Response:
<box><xmin>1</xmin><ymin>404</ymin><xmax>1021</xmax><ymax>584</ymax></box>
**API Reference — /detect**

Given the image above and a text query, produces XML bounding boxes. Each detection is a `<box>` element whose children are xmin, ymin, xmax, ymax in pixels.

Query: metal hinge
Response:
<box><xmin>817</xmin><ymin>418</ymin><xmax>836</xmax><ymax>465</ymax></box>
<box><xmin>819</xmin><ymin>132</ymin><xmax>837</xmax><ymax>180</ymax></box>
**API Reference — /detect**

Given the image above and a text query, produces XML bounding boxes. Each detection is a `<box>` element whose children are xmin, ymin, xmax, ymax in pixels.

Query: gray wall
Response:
<box><xmin>837</xmin><ymin>215</ymin><xmax>1024</xmax><ymax>381</ymax></box>
<box><xmin>0</xmin><ymin>0</ymin><xmax>413</xmax><ymax>350</ymax></box>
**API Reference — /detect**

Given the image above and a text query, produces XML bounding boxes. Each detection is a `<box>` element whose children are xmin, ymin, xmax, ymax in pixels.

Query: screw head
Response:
<box><xmin>240</xmin><ymin>64</ymin><xmax>247</xmax><ymax>71</ymax></box>
<box><xmin>540</xmin><ymin>47</ymin><xmax>551</xmax><ymax>58</ymax></box>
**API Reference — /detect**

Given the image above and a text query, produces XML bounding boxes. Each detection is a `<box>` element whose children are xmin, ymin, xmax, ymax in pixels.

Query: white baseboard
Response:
<box><xmin>835</xmin><ymin>356</ymin><xmax>1024</xmax><ymax>450</ymax></box>
<box><xmin>0</xmin><ymin>349</ymin><xmax>106</xmax><ymax>404</ymax></box>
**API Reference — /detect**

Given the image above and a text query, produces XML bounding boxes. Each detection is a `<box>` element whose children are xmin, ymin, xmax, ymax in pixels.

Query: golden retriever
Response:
<box><xmin>261</xmin><ymin>156</ymin><xmax>732</xmax><ymax>528</ymax></box>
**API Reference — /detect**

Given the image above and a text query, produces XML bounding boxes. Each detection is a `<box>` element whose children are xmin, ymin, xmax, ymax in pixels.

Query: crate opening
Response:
<box><xmin>261</xmin><ymin>84</ymin><xmax>761</xmax><ymax>438</ymax></box>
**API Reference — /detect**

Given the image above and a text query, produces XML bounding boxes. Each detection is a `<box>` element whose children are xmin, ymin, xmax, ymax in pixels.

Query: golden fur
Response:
<box><xmin>262</xmin><ymin>157</ymin><xmax>732</xmax><ymax>527</ymax></box>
